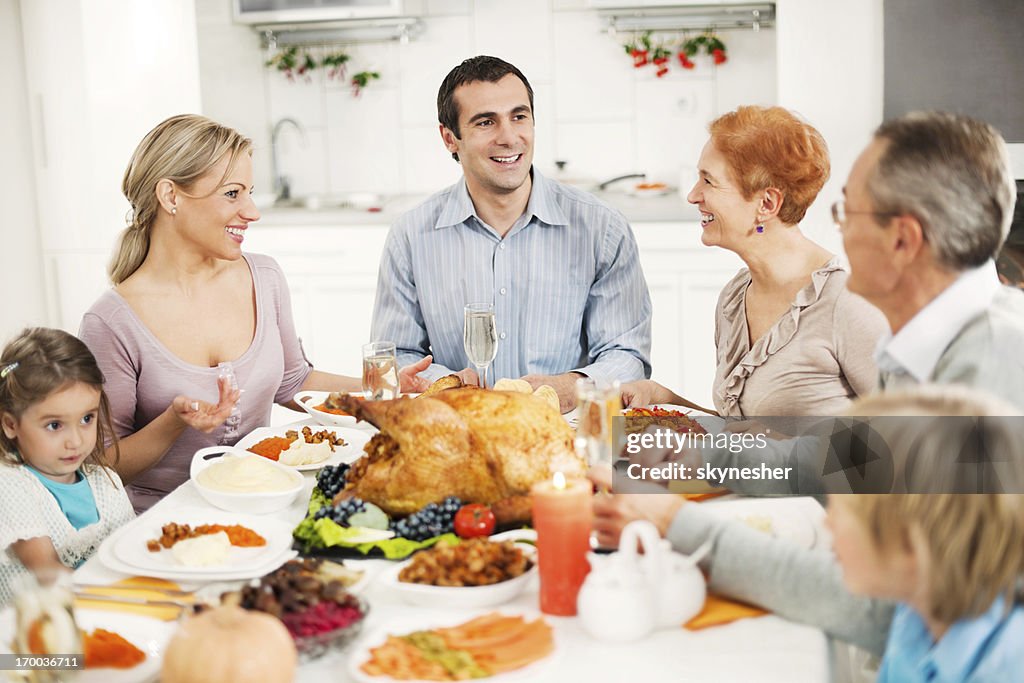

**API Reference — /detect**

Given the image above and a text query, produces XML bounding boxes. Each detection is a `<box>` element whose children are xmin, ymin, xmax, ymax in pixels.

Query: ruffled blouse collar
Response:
<box><xmin>716</xmin><ymin>256</ymin><xmax>843</xmax><ymax>416</ymax></box>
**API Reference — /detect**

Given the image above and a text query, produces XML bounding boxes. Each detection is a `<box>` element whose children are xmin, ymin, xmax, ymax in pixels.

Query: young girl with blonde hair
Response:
<box><xmin>0</xmin><ymin>328</ymin><xmax>134</xmax><ymax>606</ymax></box>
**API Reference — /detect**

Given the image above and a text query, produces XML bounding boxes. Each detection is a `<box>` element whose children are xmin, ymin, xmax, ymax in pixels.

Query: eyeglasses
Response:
<box><xmin>830</xmin><ymin>200</ymin><xmax>899</xmax><ymax>227</ymax></box>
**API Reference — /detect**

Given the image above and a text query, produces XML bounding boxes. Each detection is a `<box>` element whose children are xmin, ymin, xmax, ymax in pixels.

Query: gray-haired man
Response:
<box><xmin>837</xmin><ymin>111</ymin><xmax>1024</xmax><ymax>408</ymax></box>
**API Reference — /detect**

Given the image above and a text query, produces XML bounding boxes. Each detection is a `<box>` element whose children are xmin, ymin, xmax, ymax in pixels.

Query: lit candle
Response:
<box><xmin>531</xmin><ymin>471</ymin><xmax>593</xmax><ymax>616</ymax></box>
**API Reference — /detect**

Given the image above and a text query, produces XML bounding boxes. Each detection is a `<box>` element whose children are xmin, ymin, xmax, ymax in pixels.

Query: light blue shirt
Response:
<box><xmin>878</xmin><ymin>599</ymin><xmax>1024</xmax><ymax>682</ymax></box>
<box><xmin>875</xmin><ymin>260</ymin><xmax>1000</xmax><ymax>383</ymax></box>
<box><xmin>26</xmin><ymin>466</ymin><xmax>100</xmax><ymax>531</ymax></box>
<box><xmin>370</xmin><ymin>168</ymin><xmax>652</xmax><ymax>384</ymax></box>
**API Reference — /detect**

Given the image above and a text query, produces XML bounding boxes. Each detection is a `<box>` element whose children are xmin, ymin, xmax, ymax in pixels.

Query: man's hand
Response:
<box><xmin>171</xmin><ymin>376</ymin><xmax>241</xmax><ymax>433</ymax></box>
<box><xmin>398</xmin><ymin>355</ymin><xmax>434</xmax><ymax>393</ymax></box>
<box><xmin>588</xmin><ymin>465</ymin><xmax>685</xmax><ymax>548</ymax></box>
<box><xmin>454</xmin><ymin>367</ymin><xmax>481</xmax><ymax>387</ymax></box>
<box><xmin>521</xmin><ymin>372</ymin><xmax>584</xmax><ymax>413</ymax></box>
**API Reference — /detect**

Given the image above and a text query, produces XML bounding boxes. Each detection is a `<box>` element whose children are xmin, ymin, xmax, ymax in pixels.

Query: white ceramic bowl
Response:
<box><xmin>189</xmin><ymin>446</ymin><xmax>305</xmax><ymax>514</ymax></box>
<box><xmin>294</xmin><ymin>390</ymin><xmax>366</xmax><ymax>428</ymax></box>
<box><xmin>379</xmin><ymin>542</ymin><xmax>537</xmax><ymax>609</ymax></box>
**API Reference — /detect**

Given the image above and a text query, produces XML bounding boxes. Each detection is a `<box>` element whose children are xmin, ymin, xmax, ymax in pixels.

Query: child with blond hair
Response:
<box><xmin>828</xmin><ymin>492</ymin><xmax>1023</xmax><ymax>681</ymax></box>
<box><xmin>0</xmin><ymin>328</ymin><xmax>134</xmax><ymax>605</ymax></box>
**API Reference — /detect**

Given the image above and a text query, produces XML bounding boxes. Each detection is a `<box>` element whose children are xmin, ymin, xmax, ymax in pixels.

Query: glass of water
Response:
<box><xmin>463</xmin><ymin>303</ymin><xmax>498</xmax><ymax>388</ymax></box>
<box><xmin>362</xmin><ymin>341</ymin><xmax>399</xmax><ymax>400</ymax></box>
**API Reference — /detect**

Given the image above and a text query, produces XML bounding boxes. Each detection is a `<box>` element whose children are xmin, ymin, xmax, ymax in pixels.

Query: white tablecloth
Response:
<box><xmin>74</xmin><ymin>418</ymin><xmax>831</xmax><ymax>683</ymax></box>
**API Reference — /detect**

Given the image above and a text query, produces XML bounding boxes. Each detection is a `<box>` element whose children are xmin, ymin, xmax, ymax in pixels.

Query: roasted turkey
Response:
<box><xmin>327</xmin><ymin>388</ymin><xmax>586</xmax><ymax>524</ymax></box>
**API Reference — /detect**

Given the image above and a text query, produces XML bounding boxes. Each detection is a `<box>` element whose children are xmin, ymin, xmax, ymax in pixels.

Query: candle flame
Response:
<box><xmin>553</xmin><ymin>471</ymin><xmax>567</xmax><ymax>490</ymax></box>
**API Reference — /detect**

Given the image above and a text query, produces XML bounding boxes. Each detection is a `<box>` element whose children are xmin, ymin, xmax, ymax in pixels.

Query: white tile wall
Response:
<box><xmin>473</xmin><ymin>0</ymin><xmax>553</xmax><ymax>84</ymax></box>
<box><xmin>397</xmin><ymin>15</ymin><xmax>473</xmax><ymax>127</ymax></box>
<box><xmin>195</xmin><ymin>3</ymin><xmax>776</xmax><ymax>197</ymax></box>
<box><xmin>326</xmin><ymin>87</ymin><xmax>404</xmax><ymax>191</ymax></box>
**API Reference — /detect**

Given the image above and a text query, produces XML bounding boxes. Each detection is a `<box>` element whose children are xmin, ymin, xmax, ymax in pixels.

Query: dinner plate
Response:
<box><xmin>701</xmin><ymin>498</ymin><xmax>819</xmax><ymax>549</ymax></box>
<box><xmin>99</xmin><ymin>508</ymin><xmax>298</xmax><ymax>581</ymax></box>
<box><xmin>235</xmin><ymin>425</ymin><xmax>372</xmax><ymax>471</ymax></box>
<box><xmin>294</xmin><ymin>390</ymin><xmax>376</xmax><ymax>429</ymax></box>
<box><xmin>347</xmin><ymin>609</ymin><xmax>558</xmax><ymax>683</ymax></box>
<box><xmin>112</xmin><ymin>507</ymin><xmax>295</xmax><ymax>575</ymax></box>
<box><xmin>0</xmin><ymin>608</ymin><xmax>174</xmax><ymax>683</ymax></box>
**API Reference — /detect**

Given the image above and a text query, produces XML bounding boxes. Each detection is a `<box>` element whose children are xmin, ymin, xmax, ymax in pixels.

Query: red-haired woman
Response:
<box><xmin>624</xmin><ymin>106</ymin><xmax>886</xmax><ymax>417</ymax></box>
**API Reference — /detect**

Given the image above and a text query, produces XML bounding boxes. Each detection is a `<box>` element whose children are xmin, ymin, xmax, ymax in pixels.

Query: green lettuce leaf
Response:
<box><xmin>305</xmin><ymin>517</ymin><xmax>459</xmax><ymax>559</ymax></box>
<box><xmin>308</xmin><ymin>486</ymin><xmax>331</xmax><ymax>515</ymax></box>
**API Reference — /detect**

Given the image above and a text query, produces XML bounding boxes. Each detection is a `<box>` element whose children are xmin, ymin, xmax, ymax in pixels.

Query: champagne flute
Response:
<box><xmin>362</xmin><ymin>341</ymin><xmax>399</xmax><ymax>400</ymax></box>
<box><xmin>463</xmin><ymin>303</ymin><xmax>498</xmax><ymax>388</ymax></box>
<box><xmin>574</xmin><ymin>377</ymin><xmax>622</xmax><ymax>467</ymax></box>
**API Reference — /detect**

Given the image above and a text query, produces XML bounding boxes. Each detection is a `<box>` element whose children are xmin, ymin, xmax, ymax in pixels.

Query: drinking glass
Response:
<box><xmin>574</xmin><ymin>377</ymin><xmax>622</xmax><ymax>467</ymax></box>
<box><xmin>361</xmin><ymin>341</ymin><xmax>399</xmax><ymax>400</ymax></box>
<box><xmin>13</xmin><ymin>569</ymin><xmax>82</xmax><ymax>682</ymax></box>
<box><xmin>463</xmin><ymin>303</ymin><xmax>498</xmax><ymax>388</ymax></box>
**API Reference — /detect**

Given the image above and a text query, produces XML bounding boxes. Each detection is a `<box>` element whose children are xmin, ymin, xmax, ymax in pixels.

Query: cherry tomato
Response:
<box><xmin>454</xmin><ymin>504</ymin><xmax>496</xmax><ymax>538</ymax></box>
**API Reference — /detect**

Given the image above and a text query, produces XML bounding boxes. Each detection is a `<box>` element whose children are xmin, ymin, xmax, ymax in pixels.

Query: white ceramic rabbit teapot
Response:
<box><xmin>577</xmin><ymin>520</ymin><xmax>709</xmax><ymax>642</ymax></box>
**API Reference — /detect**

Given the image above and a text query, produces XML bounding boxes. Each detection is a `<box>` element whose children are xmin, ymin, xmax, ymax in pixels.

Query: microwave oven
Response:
<box><xmin>233</xmin><ymin>0</ymin><xmax>402</xmax><ymax>24</ymax></box>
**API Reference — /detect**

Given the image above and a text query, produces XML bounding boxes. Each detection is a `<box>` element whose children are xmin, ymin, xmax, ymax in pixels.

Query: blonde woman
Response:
<box><xmin>623</xmin><ymin>106</ymin><xmax>887</xmax><ymax>416</ymax></box>
<box><xmin>80</xmin><ymin>115</ymin><xmax>430</xmax><ymax>512</ymax></box>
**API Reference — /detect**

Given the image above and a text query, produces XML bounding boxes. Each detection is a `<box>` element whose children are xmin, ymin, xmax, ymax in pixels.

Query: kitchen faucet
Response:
<box><xmin>271</xmin><ymin>117</ymin><xmax>307</xmax><ymax>203</ymax></box>
<box><xmin>597</xmin><ymin>173</ymin><xmax>646</xmax><ymax>191</ymax></box>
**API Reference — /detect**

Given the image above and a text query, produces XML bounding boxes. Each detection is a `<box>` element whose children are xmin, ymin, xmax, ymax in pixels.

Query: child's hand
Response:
<box><xmin>171</xmin><ymin>376</ymin><xmax>241</xmax><ymax>433</ymax></box>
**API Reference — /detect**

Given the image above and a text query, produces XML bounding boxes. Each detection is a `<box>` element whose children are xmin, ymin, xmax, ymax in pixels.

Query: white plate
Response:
<box><xmin>235</xmin><ymin>425</ymin><xmax>371</xmax><ymax>471</ymax></box>
<box><xmin>627</xmin><ymin>183</ymin><xmax>674</xmax><ymax>197</ymax></box>
<box><xmin>0</xmin><ymin>608</ymin><xmax>174</xmax><ymax>683</ymax></box>
<box><xmin>98</xmin><ymin>508</ymin><xmax>298</xmax><ymax>581</ymax></box>
<box><xmin>294</xmin><ymin>390</ymin><xmax>376</xmax><ymax>429</ymax></box>
<box><xmin>347</xmin><ymin>609</ymin><xmax>558</xmax><ymax>683</ymax></box>
<box><xmin>111</xmin><ymin>507</ymin><xmax>295</xmax><ymax>575</ymax></box>
<box><xmin>701</xmin><ymin>498</ymin><xmax>819</xmax><ymax>549</ymax></box>
<box><xmin>378</xmin><ymin>541</ymin><xmax>537</xmax><ymax>609</ymax></box>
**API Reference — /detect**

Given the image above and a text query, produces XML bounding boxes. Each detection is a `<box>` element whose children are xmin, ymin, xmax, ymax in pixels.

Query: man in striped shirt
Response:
<box><xmin>370</xmin><ymin>56</ymin><xmax>652</xmax><ymax>412</ymax></box>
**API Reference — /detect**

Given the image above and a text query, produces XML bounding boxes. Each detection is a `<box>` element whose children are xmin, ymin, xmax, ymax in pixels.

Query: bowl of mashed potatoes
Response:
<box><xmin>190</xmin><ymin>447</ymin><xmax>305</xmax><ymax>514</ymax></box>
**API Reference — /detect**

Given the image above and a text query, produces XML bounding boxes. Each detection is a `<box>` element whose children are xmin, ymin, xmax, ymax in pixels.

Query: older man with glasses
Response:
<box><xmin>834</xmin><ymin>110</ymin><xmax>1024</xmax><ymax>409</ymax></box>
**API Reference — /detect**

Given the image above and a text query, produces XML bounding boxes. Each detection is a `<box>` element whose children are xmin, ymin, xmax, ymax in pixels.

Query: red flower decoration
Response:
<box><xmin>712</xmin><ymin>48</ymin><xmax>728</xmax><ymax>65</ymax></box>
<box><xmin>677</xmin><ymin>52</ymin><xmax>696</xmax><ymax>69</ymax></box>
<box><xmin>653</xmin><ymin>55</ymin><xmax>669</xmax><ymax>77</ymax></box>
<box><xmin>631</xmin><ymin>49</ymin><xmax>649</xmax><ymax>67</ymax></box>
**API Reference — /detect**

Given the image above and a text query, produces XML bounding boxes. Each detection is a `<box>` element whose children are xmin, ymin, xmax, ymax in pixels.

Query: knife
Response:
<box><xmin>74</xmin><ymin>591</ymin><xmax>191</xmax><ymax>610</ymax></box>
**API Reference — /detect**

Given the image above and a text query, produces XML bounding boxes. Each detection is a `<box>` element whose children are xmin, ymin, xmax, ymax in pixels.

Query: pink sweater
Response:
<box><xmin>79</xmin><ymin>253</ymin><xmax>313</xmax><ymax>512</ymax></box>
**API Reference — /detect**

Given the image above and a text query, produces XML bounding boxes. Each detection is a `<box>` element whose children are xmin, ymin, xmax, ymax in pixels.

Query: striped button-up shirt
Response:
<box><xmin>370</xmin><ymin>168</ymin><xmax>652</xmax><ymax>385</ymax></box>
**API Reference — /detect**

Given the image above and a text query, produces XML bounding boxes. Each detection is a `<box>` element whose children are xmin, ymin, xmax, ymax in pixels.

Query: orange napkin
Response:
<box><xmin>74</xmin><ymin>577</ymin><xmax>192</xmax><ymax>621</ymax></box>
<box><xmin>681</xmin><ymin>491</ymin><xmax>730</xmax><ymax>503</ymax></box>
<box><xmin>684</xmin><ymin>593</ymin><xmax>768</xmax><ymax>630</ymax></box>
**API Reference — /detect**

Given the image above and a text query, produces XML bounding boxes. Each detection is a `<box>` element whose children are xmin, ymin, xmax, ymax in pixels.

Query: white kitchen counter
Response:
<box><xmin>255</xmin><ymin>188</ymin><xmax>701</xmax><ymax>227</ymax></box>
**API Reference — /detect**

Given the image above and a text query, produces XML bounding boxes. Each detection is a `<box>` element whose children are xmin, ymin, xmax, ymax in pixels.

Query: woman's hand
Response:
<box><xmin>620</xmin><ymin>379</ymin><xmax>674</xmax><ymax>408</ymax></box>
<box><xmin>398</xmin><ymin>355</ymin><xmax>435</xmax><ymax>393</ymax></box>
<box><xmin>588</xmin><ymin>465</ymin><xmax>685</xmax><ymax>548</ymax></box>
<box><xmin>170</xmin><ymin>376</ymin><xmax>241</xmax><ymax>433</ymax></box>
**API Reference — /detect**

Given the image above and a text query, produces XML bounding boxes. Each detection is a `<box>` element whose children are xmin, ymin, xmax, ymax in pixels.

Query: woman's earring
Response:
<box><xmin>756</xmin><ymin>224</ymin><xmax>764</xmax><ymax>234</ymax></box>
<box><xmin>171</xmin><ymin>207</ymin><xmax>177</xmax><ymax>215</ymax></box>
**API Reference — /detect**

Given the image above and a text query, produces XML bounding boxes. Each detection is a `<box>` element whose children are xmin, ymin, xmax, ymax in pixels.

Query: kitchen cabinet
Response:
<box><xmin>243</xmin><ymin>219</ymin><xmax>741</xmax><ymax>408</ymax></box>
<box><xmin>19</xmin><ymin>0</ymin><xmax>201</xmax><ymax>329</ymax></box>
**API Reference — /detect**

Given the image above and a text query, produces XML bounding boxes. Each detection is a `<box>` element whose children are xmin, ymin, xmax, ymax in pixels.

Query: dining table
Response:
<box><xmin>72</xmin><ymin>410</ymin><xmax>834</xmax><ymax>683</ymax></box>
